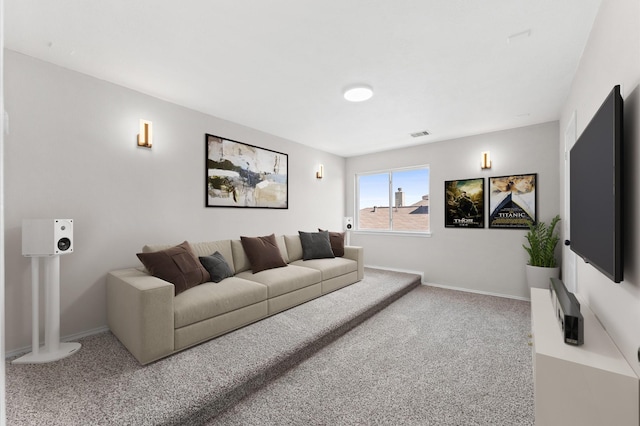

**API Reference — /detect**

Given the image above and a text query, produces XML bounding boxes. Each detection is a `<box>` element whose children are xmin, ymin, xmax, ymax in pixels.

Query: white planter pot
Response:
<box><xmin>525</xmin><ymin>265</ymin><xmax>560</xmax><ymax>289</ymax></box>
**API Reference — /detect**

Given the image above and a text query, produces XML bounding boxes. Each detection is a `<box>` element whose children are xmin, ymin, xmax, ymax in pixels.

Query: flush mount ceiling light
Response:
<box><xmin>343</xmin><ymin>85</ymin><xmax>373</xmax><ymax>102</ymax></box>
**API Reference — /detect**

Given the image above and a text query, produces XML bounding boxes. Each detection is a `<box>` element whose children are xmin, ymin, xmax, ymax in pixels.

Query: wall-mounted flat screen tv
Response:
<box><xmin>569</xmin><ymin>85</ymin><xmax>623</xmax><ymax>283</ymax></box>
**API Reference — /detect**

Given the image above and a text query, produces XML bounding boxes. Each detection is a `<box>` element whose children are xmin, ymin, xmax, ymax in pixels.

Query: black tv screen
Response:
<box><xmin>570</xmin><ymin>85</ymin><xmax>623</xmax><ymax>283</ymax></box>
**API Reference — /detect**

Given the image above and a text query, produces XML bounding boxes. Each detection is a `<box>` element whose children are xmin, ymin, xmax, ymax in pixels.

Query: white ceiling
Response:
<box><xmin>5</xmin><ymin>0</ymin><xmax>601</xmax><ymax>157</ymax></box>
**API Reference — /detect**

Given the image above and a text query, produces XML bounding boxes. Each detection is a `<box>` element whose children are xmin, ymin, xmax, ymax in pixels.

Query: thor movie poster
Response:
<box><xmin>445</xmin><ymin>178</ymin><xmax>484</xmax><ymax>228</ymax></box>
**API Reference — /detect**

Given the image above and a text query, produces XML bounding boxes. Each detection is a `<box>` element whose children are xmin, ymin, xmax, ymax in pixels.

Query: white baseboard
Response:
<box><xmin>365</xmin><ymin>264</ymin><xmax>426</xmax><ymax>284</ymax></box>
<box><xmin>5</xmin><ymin>325</ymin><xmax>110</xmax><ymax>359</ymax></box>
<box><xmin>365</xmin><ymin>264</ymin><xmax>529</xmax><ymax>302</ymax></box>
<box><xmin>424</xmin><ymin>282</ymin><xmax>530</xmax><ymax>302</ymax></box>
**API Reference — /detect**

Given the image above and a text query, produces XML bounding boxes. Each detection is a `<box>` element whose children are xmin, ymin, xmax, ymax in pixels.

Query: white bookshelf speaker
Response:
<box><xmin>14</xmin><ymin>218</ymin><xmax>80</xmax><ymax>364</ymax></box>
<box><xmin>22</xmin><ymin>219</ymin><xmax>73</xmax><ymax>256</ymax></box>
<box><xmin>343</xmin><ymin>217</ymin><xmax>353</xmax><ymax>231</ymax></box>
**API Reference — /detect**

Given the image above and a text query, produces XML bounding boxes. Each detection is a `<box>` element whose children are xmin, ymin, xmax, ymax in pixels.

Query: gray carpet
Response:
<box><xmin>6</xmin><ymin>268</ymin><xmax>421</xmax><ymax>425</ymax></box>
<box><xmin>211</xmin><ymin>286</ymin><xmax>534</xmax><ymax>425</ymax></box>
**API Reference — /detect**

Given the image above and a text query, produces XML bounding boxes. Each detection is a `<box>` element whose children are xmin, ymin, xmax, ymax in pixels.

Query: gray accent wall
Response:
<box><xmin>559</xmin><ymin>0</ymin><xmax>640</xmax><ymax>377</ymax></box>
<box><xmin>346</xmin><ymin>122</ymin><xmax>560</xmax><ymax>300</ymax></box>
<box><xmin>4</xmin><ymin>50</ymin><xmax>346</xmax><ymax>353</ymax></box>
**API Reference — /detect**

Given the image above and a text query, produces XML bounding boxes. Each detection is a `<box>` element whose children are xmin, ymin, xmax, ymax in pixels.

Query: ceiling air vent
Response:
<box><xmin>410</xmin><ymin>130</ymin><xmax>430</xmax><ymax>138</ymax></box>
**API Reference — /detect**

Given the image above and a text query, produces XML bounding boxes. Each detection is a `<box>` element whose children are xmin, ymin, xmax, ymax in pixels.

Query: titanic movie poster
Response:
<box><xmin>445</xmin><ymin>178</ymin><xmax>484</xmax><ymax>228</ymax></box>
<box><xmin>489</xmin><ymin>174</ymin><xmax>537</xmax><ymax>229</ymax></box>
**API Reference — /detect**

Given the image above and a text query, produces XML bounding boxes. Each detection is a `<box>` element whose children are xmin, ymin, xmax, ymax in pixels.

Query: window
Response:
<box><xmin>356</xmin><ymin>166</ymin><xmax>430</xmax><ymax>233</ymax></box>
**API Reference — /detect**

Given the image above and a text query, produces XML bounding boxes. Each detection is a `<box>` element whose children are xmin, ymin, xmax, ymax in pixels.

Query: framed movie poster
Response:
<box><xmin>488</xmin><ymin>174</ymin><xmax>537</xmax><ymax>229</ymax></box>
<box><xmin>445</xmin><ymin>178</ymin><xmax>485</xmax><ymax>228</ymax></box>
<box><xmin>205</xmin><ymin>134</ymin><xmax>288</xmax><ymax>208</ymax></box>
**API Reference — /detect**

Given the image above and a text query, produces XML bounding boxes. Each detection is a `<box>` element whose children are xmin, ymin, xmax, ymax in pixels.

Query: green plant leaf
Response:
<box><xmin>523</xmin><ymin>215</ymin><xmax>560</xmax><ymax>267</ymax></box>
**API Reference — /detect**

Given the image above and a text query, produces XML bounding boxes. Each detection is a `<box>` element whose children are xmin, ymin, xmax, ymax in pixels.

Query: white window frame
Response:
<box><xmin>355</xmin><ymin>164</ymin><xmax>431</xmax><ymax>236</ymax></box>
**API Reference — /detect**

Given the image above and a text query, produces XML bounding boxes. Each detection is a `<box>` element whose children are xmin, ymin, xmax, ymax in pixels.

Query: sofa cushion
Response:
<box><xmin>174</xmin><ymin>277</ymin><xmax>267</xmax><ymax>329</ymax></box>
<box><xmin>274</xmin><ymin>235</ymin><xmax>290</xmax><ymax>264</ymax></box>
<box><xmin>199</xmin><ymin>252</ymin><xmax>234</xmax><ymax>283</ymax></box>
<box><xmin>238</xmin><ymin>234</ymin><xmax>288</xmax><ymax>273</ymax></box>
<box><xmin>144</xmin><ymin>240</ymin><xmax>235</xmax><ymax>275</ymax></box>
<box><xmin>237</xmin><ymin>264</ymin><xmax>321</xmax><ymax>298</ymax></box>
<box><xmin>298</xmin><ymin>231</ymin><xmax>335</xmax><ymax>260</ymax></box>
<box><xmin>319</xmin><ymin>229</ymin><xmax>345</xmax><ymax>257</ymax></box>
<box><xmin>291</xmin><ymin>257</ymin><xmax>357</xmax><ymax>280</ymax></box>
<box><xmin>136</xmin><ymin>241</ymin><xmax>210</xmax><ymax>295</ymax></box>
<box><xmin>284</xmin><ymin>235</ymin><xmax>304</xmax><ymax>262</ymax></box>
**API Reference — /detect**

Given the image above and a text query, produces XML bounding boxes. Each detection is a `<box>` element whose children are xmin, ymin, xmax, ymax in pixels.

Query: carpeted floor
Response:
<box><xmin>211</xmin><ymin>285</ymin><xmax>534</xmax><ymax>425</ymax></box>
<box><xmin>6</xmin><ymin>269</ymin><xmax>534</xmax><ymax>425</ymax></box>
<box><xmin>6</xmin><ymin>268</ymin><xmax>420</xmax><ymax>425</ymax></box>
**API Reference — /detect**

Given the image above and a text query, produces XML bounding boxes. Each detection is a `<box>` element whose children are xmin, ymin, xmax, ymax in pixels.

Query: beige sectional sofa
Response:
<box><xmin>107</xmin><ymin>234</ymin><xmax>364</xmax><ymax>365</ymax></box>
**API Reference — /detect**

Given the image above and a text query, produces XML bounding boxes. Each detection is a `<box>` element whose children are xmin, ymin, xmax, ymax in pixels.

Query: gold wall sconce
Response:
<box><xmin>316</xmin><ymin>164</ymin><xmax>324</xmax><ymax>179</ymax></box>
<box><xmin>481</xmin><ymin>151</ymin><xmax>492</xmax><ymax>169</ymax></box>
<box><xmin>137</xmin><ymin>119</ymin><xmax>152</xmax><ymax>148</ymax></box>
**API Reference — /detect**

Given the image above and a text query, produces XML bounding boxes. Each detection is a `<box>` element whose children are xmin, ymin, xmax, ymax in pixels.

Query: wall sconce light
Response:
<box><xmin>481</xmin><ymin>151</ymin><xmax>492</xmax><ymax>169</ymax></box>
<box><xmin>316</xmin><ymin>164</ymin><xmax>324</xmax><ymax>179</ymax></box>
<box><xmin>137</xmin><ymin>119</ymin><xmax>152</xmax><ymax>148</ymax></box>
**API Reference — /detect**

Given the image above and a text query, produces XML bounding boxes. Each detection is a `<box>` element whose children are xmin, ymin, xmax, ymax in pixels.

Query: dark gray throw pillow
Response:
<box><xmin>298</xmin><ymin>231</ymin><xmax>335</xmax><ymax>260</ymax></box>
<box><xmin>318</xmin><ymin>228</ymin><xmax>345</xmax><ymax>257</ymax></box>
<box><xmin>199</xmin><ymin>251</ymin><xmax>234</xmax><ymax>283</ymax></box>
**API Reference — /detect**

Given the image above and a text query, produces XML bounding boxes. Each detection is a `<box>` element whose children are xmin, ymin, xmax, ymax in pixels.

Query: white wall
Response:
<box><xmin>559</xmin><ymin>0</ymin><xmax>640</xmax><ymax>376</ymax></box>
<box><xmin>3</xmin><ymin>50</ymin><xmax>346</xmax><ymax>353</ymax></box>
<box><xmin>346</xmin><ymin>122</ymin><xmax>560</xmax><ymax>300</ymax></box>
<box><xmin>1</xmin><ymin>0</ymin><xmax>6</xmax><ymax>422</ymax></box>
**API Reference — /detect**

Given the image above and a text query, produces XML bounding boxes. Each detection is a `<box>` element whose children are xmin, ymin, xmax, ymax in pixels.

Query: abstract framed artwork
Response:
<box><xmin>205</xmin><ymin>134</ymin><xmax>288</xmax><ymax>208</ymax></box>
<box><xmin>444</xmin><ymin>178</ymin><xmax>485</xmax><ymax>228</ymax></box>
<box><xmin>488</xmin><ymin>173</ymin><xmax>537</xmax><ymax>229</ymax></box>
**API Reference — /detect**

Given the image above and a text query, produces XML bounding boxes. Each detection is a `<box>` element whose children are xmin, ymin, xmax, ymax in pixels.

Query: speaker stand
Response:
<box><xmin>12</xmin><ymin>256</ymin><xmax>81</xmax><ymax>364</ymax></box>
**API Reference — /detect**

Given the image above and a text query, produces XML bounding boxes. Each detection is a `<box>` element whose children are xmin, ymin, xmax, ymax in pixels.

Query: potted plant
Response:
<box><xmin>523</xmin><ymin>215</ymin><xmax>561</xmax><ymax>289</ymax></box>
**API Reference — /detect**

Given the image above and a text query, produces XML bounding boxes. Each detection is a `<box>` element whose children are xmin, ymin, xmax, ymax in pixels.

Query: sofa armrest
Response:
<box><xmin>343</xmin><ymin>246</ymin><xmax>364</xmax><ymax>281</ymax></box>
<box><xmin>107</xmin><ymin>268</ymin><xmax>174</xmax><ymax>364</ymax></box>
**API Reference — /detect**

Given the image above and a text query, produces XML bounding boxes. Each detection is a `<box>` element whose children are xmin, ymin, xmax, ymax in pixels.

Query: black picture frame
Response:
<box><xmin>488</xmin><ymin>173</ymin><xmax>537</xmax><ymax>229</ymax></box>
<box><xmin>205</xmin><ymin>134</ymin><xmax>288</xmax><ymax>209</ymax></box>
<box><xmin>445</xmin><ymin>178</ymin><xmax>485</xmax><ymax>228</ymax></box>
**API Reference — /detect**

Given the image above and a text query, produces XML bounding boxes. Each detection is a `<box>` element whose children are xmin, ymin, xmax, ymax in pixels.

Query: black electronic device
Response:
<box><xmin>569</xmin><ymin>85</ymin><xmax>623</xmax><ymax>283</ymax></box>
<box><xmin>550</xmin><ymin>278</ymin><xmax>584</xmax><ymax>346</ymax></box>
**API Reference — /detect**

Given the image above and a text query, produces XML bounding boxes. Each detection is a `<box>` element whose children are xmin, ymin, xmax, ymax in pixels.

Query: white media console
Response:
<box><xmin>530</xmin><ymin>288</ymin><xmax>639</xmax><ymax>425</ymax></box>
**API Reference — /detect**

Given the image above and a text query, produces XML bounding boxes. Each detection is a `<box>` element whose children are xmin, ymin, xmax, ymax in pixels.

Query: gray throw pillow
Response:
<box><xmin>298</xmin><ymin>231</ymin><xmax>335</xmax><ymax>260</ymax></box>
<box><xmin>199</xmin><ymin>251</ymin><xmax>234</xmax><ymax>283</ymax></box>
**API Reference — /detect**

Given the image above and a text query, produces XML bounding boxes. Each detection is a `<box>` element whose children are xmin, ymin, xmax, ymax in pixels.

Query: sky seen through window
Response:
<box><xmin>359</xmin><ymin>168</ymin><xmax>429</xmax><ymax>208</ymax></box>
